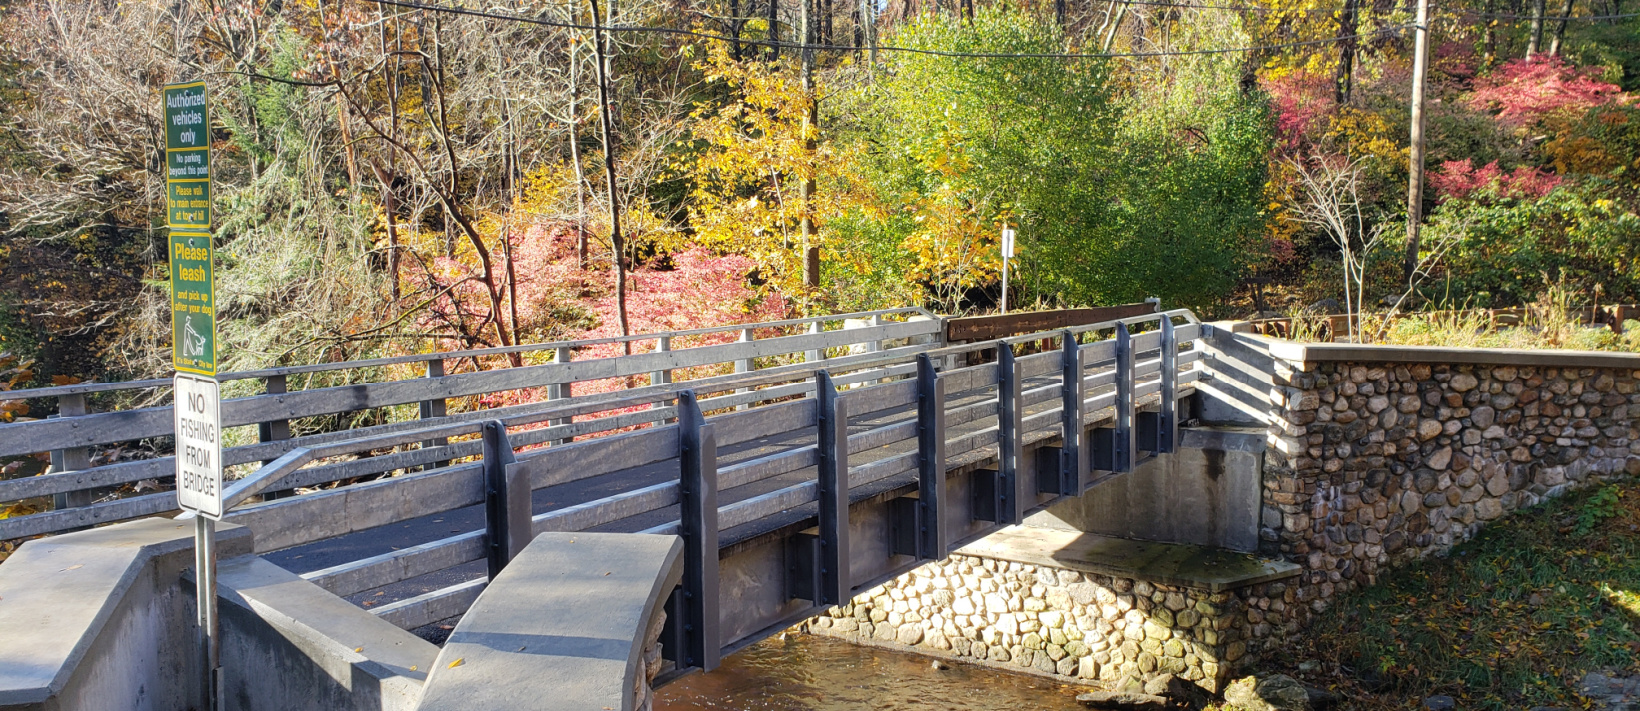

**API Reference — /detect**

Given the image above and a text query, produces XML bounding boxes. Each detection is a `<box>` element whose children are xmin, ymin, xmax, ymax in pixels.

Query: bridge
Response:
<box><xmin>0</xmin><ymin>303</ymin><xmax>1240</xmax><ymax>709</ymax></box>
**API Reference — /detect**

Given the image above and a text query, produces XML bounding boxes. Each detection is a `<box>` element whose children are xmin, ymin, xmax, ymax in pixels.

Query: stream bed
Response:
<box><xmin>655</xmin><ymin>634</ymin><xmax>1089</xmax><ymax>710</ymax></box>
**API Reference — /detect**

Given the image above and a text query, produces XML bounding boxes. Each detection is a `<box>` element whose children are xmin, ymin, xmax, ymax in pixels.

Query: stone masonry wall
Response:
<box><xmin>809</xmin><ymin>355</ymin><xmax>1640</xmax><ymax>695</ymax></box>
<box><xmin>806</xmin><ymin>553</ymin><xmax>1285</xmax><ymax>693</ymax></box>
<box><xmin>1253</xmin><ymin>361</ymin><xmax>1640</xmax><ymax>652</ymax></box>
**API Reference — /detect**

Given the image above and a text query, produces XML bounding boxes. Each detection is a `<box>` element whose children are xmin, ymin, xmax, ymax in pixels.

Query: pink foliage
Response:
<box><xmin>407</xmin><ymin>224</ymin><xmax>789</xmax><ymax>436</ymax></box>
<box><xmin>1428</xmin><ymin>158</ymin><xmax>1563</xmax><ymax>201</ymax></box>
<box><xmin>1467</xmin><ymin>56</ymin><xmax>1626</xmax><ymax>128</ymax></box>
<box><xmin>1261</xmin><ymin>70</ymin><xmax>1337</xmax><ymax>151</ymax></box>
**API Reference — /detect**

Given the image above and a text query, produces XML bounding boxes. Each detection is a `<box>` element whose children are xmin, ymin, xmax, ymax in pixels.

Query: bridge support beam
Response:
<box><xmin>481</xmin><ymin>421</ymin><xmax>528</xmax><ymax>580</ymax></box>
<box><xmin>1091</xmin><ymin>322</ymin><xmax>1136</xmax><ymax>475</ymax></box>
<box><xmin>914</xmin><ymin>354</ymin><xmax>948</xmax><ymax>559</ymax></box>
<box><xmin>1137</xmin><ymin>316</ymin><xmax>1180</xmax><ymax>457</ymax></box>
<box><xmin>997</xmin><ymin>344</ymin><xmax>1026</xmax><ymax>525</ymax></box>
<box><xmin>665</xmin><ymin>391</ymin><xmax>721</xmax><ymax>672</ymax></box>
<box><xmin>791</xmin><ymin>370</ymin><xmax>852</xmax><ymax>605</ymax></box>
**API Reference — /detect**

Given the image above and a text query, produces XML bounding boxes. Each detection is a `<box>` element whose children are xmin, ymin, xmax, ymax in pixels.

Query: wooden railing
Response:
<box><xmin>0</xmin><ymin>307</ymin><xmax>937</xmax><ymax>540</ymax></box>
<box><xmin>140</xmin><ymin>308</ymin><xmax>1202</xmax><ymax>660</ymax></box>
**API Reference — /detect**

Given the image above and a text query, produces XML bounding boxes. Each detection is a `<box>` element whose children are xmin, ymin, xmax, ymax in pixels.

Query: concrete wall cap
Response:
<box><xmin>416</xmin><ymin>532</ymin><xmax>684</xmax><ymax>711</ymax></box>
<box><xmin>1259</xmin><ymin>335</ymin><xmax>1640</xmax><ymax>369</ymax></box>
<box><xmin>0</xmin><ymin>517</ymin><xmax>251</xmax><ymax>705</ymax></box>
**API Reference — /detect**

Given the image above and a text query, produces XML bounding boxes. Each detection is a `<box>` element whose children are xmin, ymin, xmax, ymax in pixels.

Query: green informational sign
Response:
<box><xmin>164</xmin><ymin>81</ymin><xmax>210</xmax><ymax>231</ymax></box>
<box><xmin>165</xmin><ymin>80</ymin><xmax>216</xmax><ymax>376</ymax></box>
<box><xmin>170</xmin><ymin>232</ymin><xmax>216</xmax><ymax>376</ymax></box>
<box><xmin>167</xmin><ymin>180</ymin><xmax>211</xmax><ymax>231</ymax></box>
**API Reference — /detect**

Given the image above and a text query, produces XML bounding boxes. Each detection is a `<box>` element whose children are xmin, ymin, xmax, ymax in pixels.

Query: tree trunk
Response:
<box><xmin>731</xmin><ymin>0</ymin><xmax>744</xmax><ymax>59</ymax></box>
<box><xmin>800</xmin><ymin>0</ymin><xmax>820</xmax><ymax>295</ymax></box>
<box><xmin>568</xmin><ymin>3</ymin><xmax>590</xmax><ymax>269</ymax></box>
<box><xmin>1527</xmin><ymin>0</ymin><xmax>1546</xmax><ymax>55</ymax></box>
<box><xmin>590</xmin><ymin>0</ymin><xmax>632</xmax><ymax>352</ymax></box>
<box><xmin>1334</xmin><ymin>0</ymin><xmax>1360</xmax><ymax>104</ymax></box>
<box><xmin>1548</xmin><ymin>0</ymin><xmax>1575</xmax><ymax>54</ymax></box>
<box><xmin>769</xmin><ymin>0</ymin><xmax>781</xmax><ymax>60</ymax></box>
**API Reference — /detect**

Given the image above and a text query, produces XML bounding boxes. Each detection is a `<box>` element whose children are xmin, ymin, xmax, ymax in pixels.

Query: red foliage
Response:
<box><xmin>1467</xmin><ymin>56</ymin><xmax>1626</xmax><ymax>128</ymax></box>
<box><xmin>1260</xmin><ymin>70</ymin><xmax>1337</xmax><ymax>152</ymax></box>
<box><xmin>410</xmin><ymin>224</ymin><xmax>789</xmax><ymax>435</ymax></box>
<box><xmin>1428</xmin><ymin>158</ymin><xmax>1563</xmax><ymax>201</ymax></box>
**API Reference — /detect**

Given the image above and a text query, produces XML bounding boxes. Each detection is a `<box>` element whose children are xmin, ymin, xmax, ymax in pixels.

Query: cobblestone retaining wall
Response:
<box><xmin>807</xmin><ymin>554</ymin><xmax>1281</xmax><ymax>693</ymax></box>
<box><xmin>1255</xmin><ymin>360</ymin><xmax>1640</xmax><ymax>649</ymax></box>
<box><xmin>809</xmin><ymin>354</ymin><xmax>1640</xmax><ymax>694</ymax></box>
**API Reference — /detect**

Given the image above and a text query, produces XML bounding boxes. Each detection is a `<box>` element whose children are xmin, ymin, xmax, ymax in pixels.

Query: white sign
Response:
<box><xmin>175</xmin><ymin>374</ymin><xmax>223</xmax><ymax>518</ymax></box>
<box><xmin>1001</xmin><ymin>228</ymin><xmax>1016</xmax><ymax>258</ymax></box>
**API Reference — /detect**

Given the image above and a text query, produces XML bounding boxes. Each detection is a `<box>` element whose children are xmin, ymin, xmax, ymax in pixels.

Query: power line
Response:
<box><xmin>1456</xmin><ymin>8</ymin><xmax>1640</xmax><ymax>20</ymax></box>
<box><xmin>369</xmin><ymin>0</ymin><xmax>1410</xmax><ymax>59</ymax></box>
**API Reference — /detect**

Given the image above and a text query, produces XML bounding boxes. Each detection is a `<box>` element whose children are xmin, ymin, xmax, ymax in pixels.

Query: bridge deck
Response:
<box><xmin>263</xmin><ymin>372</ymin><xmax>1069</xmax><ymax>612</ymax></box>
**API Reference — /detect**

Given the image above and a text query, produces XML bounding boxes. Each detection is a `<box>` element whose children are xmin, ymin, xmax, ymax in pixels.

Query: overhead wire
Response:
<box><xmin>369</xmin><ymin>0</ymin><xmax>1412</xmax><ymax>59</ymax></box>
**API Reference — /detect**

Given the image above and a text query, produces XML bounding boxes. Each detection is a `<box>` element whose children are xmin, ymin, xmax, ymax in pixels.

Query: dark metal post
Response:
<box><xmin>915</xmin><ymin>354</ymin><xmax>947</xmax><ymax>560</ymax></box>
<box><xmin>1060</xmin><ymin>330</ymin><xmax>1086</xmax><ymax>494</ymax></box>
<box><xmin>259</xmin><ymin>375</ymin><xmax>294</xmax><ymax>499</ymax></box>
<box><xmin>677</xmin><ymin>391</ymin><xmax>721</xmax><ymax>671</ymax></box>
<box><xmin>482</xmin><ymin>421</ymin><xmax>527</xmax><ymax>579</ymax></box>
<box><xmin>1113</xmin><ymin>323</ymin><xmax>1135</xmax><ymax>473</ymax></box>
<box><xmin>1157</xmin><ymin>317</ymin><xmax>1178</xmax><ymax>455</ymax></box>
<box><xmin>997</xmin><ymin>344</ymin><xmax>1027</xmax><ymax>525</ymax></box>
<box><xmin>49</xmin><ymin>393</ymin><xmax>92</xmax><ymax>513</ymax></box>
<box><xmin>816</xmin><ymin>371</ymin><xmax>850</xmax><ymax>605</ymax></box>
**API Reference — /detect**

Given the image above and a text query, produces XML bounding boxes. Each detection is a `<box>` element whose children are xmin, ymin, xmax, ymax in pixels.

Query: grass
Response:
<box><xmin>1248</xmin><ymin>480</ymin><xmax>1640</xmax><ymax>710</ymax></box>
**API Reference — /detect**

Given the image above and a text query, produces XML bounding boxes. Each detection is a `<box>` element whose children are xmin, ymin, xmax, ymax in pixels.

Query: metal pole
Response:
<box><xmin>195</xmin><ymin>515</ymin><xmax>221</xmax><ymax>711</ymax></box>
<box><xmin>1402</xmin><ymin>0</ymin><xmax>1430</xmax><ymax>286</ymax></box>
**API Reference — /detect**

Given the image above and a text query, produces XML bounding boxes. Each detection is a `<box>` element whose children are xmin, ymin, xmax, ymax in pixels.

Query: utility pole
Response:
<box><xmin>800</xmin><ymin>0</ymin><xmax>820</xmax><ymax>292</ymax></box>
<box><xmin>1402</xmin><ymin>0</ymin><xmax>1430</xmax><ymax>287</ymax></box>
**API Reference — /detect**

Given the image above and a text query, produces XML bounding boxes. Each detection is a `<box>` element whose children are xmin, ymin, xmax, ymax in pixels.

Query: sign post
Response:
<box><xmin>1000</xmin><ymin>227</ymin><xmax>1015</xmax><ymax>315</ymax></box>
<box><xmin>166</xmin><ymin>79</ymin><xmax>221</xmax><ymax>711</ymax></box>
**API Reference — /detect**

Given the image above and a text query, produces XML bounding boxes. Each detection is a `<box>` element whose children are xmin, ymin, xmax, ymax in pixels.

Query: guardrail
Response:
<box><xmin>141</xmin><ymin>308</ymin><xmax>1203</xmax><ymax>665</ymax></box>
<box><xmin>0</xmin><ymin>307</ymin><xmax>938</xmax><ymax>540</ymax></box>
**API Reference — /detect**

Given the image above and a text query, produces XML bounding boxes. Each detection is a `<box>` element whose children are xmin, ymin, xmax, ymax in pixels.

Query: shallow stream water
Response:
<box><xmin>655</xmin><ymin>634</ymin><xmax>1088</xmax><ymax>710</ymax></box>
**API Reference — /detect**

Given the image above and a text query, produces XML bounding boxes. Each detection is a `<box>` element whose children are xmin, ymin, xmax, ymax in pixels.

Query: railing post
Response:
<box><xmin>652</xmin><ymin>336</ymin><xmax>675</xmax><ymax>423</ymax></box>
<box><xmin>734</xmin><ymin>328</ymin><xmax>753</xmax><ymax>410</ymax></box>
<box><xmin>1157</xmin><ymin>317</ymin><xmax>1178</xmax><ymax>455</ymax></box>
<box><xmin>549</xmin><ymin>347</ymin><xmax>572</xmax><ymax>443</ymax></box>
<box><xmin>259</xmin><ymin>374</ymin><xmax>294</xmax><ymax>499</ymax></box>
<box><xmin>651</xmin><ymin>336</ymin><xmax>672</xmax><ymax>387</ymax></box>
<box><xmin>49</xmin><ymin>393</ymin><xmax>91</xmax><ymax>516</ymax></box>
<box><xmin>420</xmin><ymin>359</ymin><xmax>450</xmax><ymax>464</ymax></box>
<box><xmin>816</xmin><ymin>371</ymin><xmax>850</xmax><ymax>605</ymax></box>
<box><xmin>997</xmin><ymin>344</ymin><xmax>1026</xmax><ymax>525</ymax></box>
<box><xmin>676</xmin><ymin>391</ymin><xmax>721</xmax><ymax>671</ymax></box>
<box><xmin>915</xmin><ymin>353</ymin><xmax>947</xmax><ymax>560</ymax></box>
<box><xmin>1060</xmin><ymin>330</ymin><xmax>1086</xmax><ymax>494</ymax></box>
<box><xmin>481</xmin><ymin>421</ymin><xmax>527</xmax><ymax>580</ymax></box>
<box><xmin>805</xmin><ymin>321</ymin><xmax>825</xmax><ymax>364</ymax></box>
<box><xmin>1114</xmin><ymin>323</ymin><xmax>1135</xmax><ymax>473</ymax></box>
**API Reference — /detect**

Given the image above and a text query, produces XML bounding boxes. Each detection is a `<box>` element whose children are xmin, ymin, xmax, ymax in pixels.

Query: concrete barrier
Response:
<box><xmin>0</xmin><ymin>518</ymin><xmax>249</xmax><ymax>710</ymax></box>
<box><xmin>0</xmin><ymin>517</ymin><xmax>440</xmax><ymax>711</ymax></box>
<box><xmin>217</xmin><ymin>557</ymin><xmax>437</xmax><ymax>711</ymax></box>
<box><xmin>416</xmin><ymin>532</ymin><xmax>683</xmax><ymax>711</ymax></box>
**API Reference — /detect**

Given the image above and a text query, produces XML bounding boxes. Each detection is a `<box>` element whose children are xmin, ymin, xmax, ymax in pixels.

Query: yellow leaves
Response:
<box><xmin>447</xmin><ymin>658</ymin><xmax>465</xmax><ymax>668</ymax></box>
